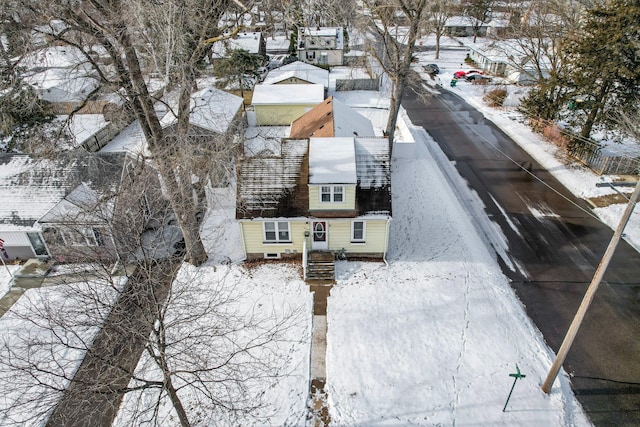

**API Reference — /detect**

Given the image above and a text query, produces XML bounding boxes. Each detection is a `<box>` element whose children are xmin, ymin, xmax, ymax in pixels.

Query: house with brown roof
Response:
<box><xmin>236</xmin><ymin>136</ymin><xmax>391</xmax><ymax>280</ymax></box>
<box><xmin>289</xmin><ymin>96</ymin><xmax>375</xmax><ymax>139</ymax></box>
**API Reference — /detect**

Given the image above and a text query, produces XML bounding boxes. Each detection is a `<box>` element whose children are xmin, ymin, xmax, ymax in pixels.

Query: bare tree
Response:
<box><xmin>9</xmin><ymin>0</ymin><xmax>254</xmax><ymax>265</ymax></box>
<box><xmin>359</xmin><ymin>0</ymin><xmax>428</xmax><ymax>151</ymax></box>
<box><xmin>496</xmin><ymin>1</ymin><xmax>583</xmax><ymax>121</ymax></box>
<box><xmin>423</xmin><ymin>0</ymin><xmax>455</xmax><ymax>60</ymax></box>
<box><xmin>0</xmin><ymin>168</ymin><xmax>307</xmax><ymax>426</ymax></box>
<box><xmin>461</xmin><ymin>0</ymin><xmax>494</xmax><ymax>43</ymax></box>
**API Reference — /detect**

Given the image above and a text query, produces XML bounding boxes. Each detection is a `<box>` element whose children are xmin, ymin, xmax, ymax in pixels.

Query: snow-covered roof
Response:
<box><xmin>0</xmin><ymin>153</ymin><xmax>126</xmax><ymax>230</ymax></box>
<box><xmin>333</xmin><ymin>98</ymin><xmax>375</xmax><ymax>137</ymax></box>
<box><xmin>445</xmin><ymin>16</ymin><xmax>480</xmax><ymax>27</ymax></box>
<box><xmin>159</xmin><ymin>86</ymin><xmax>243</xmax><ymax>134</ymax></box>
<box><xmin>355</xmin><ymin>137</ymin><xmax>390</xmax><ymax>189</ymax></box>
<box><xmin>18</xmin><ymin>45</ymin><xmax>89</xmax><ymax>70</ymax></box>
<box><xmin>39</xmin><ymin>183</ymin><xmax>112</xmax><ymax>224</ymax></box>
<box><xmin>252</xmin><ymin>84</ymin><xmax>324</xmax><ymax>105</ymax></box>
<box><xmin>23</xmin><ymin>68</ymin><xmax>99</xmax><ymax>103</ymax></box>
<box><xmin>236</xmin><ymin>139</ymin><xmax>309</xmax><ymax>218</ymax></box>
<box><xmin>64</xmin><ymin>114</ymin><xmax>110</xmax><ymax>147</ymax></box>
<box><xmin>309</xmin><ymin>137</ymin><xmax>357</xmax><ymax>184</ymax></box>
<box><xmin>210</xmin><ymin>32</ymin><xmax>264</xmax><ymax>58</ymax></box>
<box><xmin>263</xmin><ymin>61</ymin><xmax>329</xmax><ymax>87</ymax></box>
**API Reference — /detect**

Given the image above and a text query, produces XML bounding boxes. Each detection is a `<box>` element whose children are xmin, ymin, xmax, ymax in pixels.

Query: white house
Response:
<box><xmin>297</xmin><ymin>27</ymin><xmax>344</xmax><ymax>66</ymax></box>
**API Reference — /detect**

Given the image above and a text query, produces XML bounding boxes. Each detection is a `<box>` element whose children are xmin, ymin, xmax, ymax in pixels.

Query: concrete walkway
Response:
<box><xmin>0</xmin><ymin>259</ymin><xmax>51</xmax><ymax>317</ymax></box>
<box><xmin>307</xmin><ymin>282</ymin><xmax>333</xmax><ymax>426</ymax></box>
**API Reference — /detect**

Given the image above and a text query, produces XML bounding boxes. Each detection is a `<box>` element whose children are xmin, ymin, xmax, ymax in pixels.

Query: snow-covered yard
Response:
<box><xmin>2</xmin><ymin>33</ymin><xmax>638</xmax><ymax>426</ymax></box>
<box><xmin>0</xmin><ymin>278</ymin><xmax>125</xmax><ymax>425</ymax></box>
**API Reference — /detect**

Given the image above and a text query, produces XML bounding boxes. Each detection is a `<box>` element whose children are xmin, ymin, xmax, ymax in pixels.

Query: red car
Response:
<box><xmin>453</xmin><ymin>71</ymin><xmax>466</xmax><ymax>79</ymax></box>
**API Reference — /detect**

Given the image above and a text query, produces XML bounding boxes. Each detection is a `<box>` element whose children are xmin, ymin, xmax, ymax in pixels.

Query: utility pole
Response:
<box><xmin>542</xmin><ymin>180</ymin><xmax>640</xmax><ymax>393</ymax></box>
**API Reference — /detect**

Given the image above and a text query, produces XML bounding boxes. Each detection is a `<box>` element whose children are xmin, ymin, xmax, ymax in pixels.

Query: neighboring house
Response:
<box><xmin>262</xmin><ymin>61</ymin><xmax>329</xmax><ymax>91</ymax></box>
<box><xmin>0</xmin><ymin>153</ymin><xmax>163</xmax><ymax>262</ymax></box>
<box><xmin>160</xmin><ymin>85</ymin><xmax>245</xmax><ymax>188</ymax></box>
<box><xmin>466</xmin><ymin>40</ymin><xmax>551</xmax><ymax>83</ymax></box>
<box><xmin>236</xmin><ymin>136</ymin><xmax>391</xmax><ymax>274</ymax></box>
<box><xmin>51</xmin><ymin>97</ymin><xmax>132</xmax><ymax>152</ymax></box>
<box><xmin>22</xmin><ymin>67</ymin><xmax>99</xmax><ymax>103</ymax></box>
<box><xmin>485</xmin><ymin>18</ymin><xmax>511</xmax><ymax>37</ymax></box>
<box><xmin>289</xmin><ymin>96</ymin><xmax>375</xmax><ymax>139</ymax></box>
<box><xmin>210</xmin><ymin>31</ymin><xmax>267</xmax><ymax>61</ymax></box>
<box><xmin>252</xmin><ymin>83</ymin><xmax>324</xmax><ymax>125</ymax></box>
<box><xmin>297</xmin><ymin>27</ymin><xmax>344</xmax><ymax>66</ymax></box>
<box><xmin>444</xmin><ymin>16</ymin><xmax>488</xmax><ymax>37</ymax></box>
<box><xmin>159</xmin><ymin>85</ymin><xmax>245</xmax><ymax>139</ymax></box>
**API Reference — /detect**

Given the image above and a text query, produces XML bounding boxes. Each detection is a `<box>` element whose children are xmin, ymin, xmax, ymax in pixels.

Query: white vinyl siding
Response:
<box><xmin>309</xmin><ymin>184</ymin><xmax>356</xmax><ymax>210</ymax></box>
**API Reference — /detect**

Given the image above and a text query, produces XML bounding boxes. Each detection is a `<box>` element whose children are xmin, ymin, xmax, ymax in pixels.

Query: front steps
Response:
<box><xmin>306</xmin><ymin>251</ymin><xmax>335</xmax><ymax>282</ymax></box>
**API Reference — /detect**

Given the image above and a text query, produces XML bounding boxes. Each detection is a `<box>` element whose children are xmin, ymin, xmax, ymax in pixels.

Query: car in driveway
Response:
<box><xmin>424</xmin><ymin>64</ymin><xmax>439</xmax><ymax>75</ymax></box>
<box><xmin>453</xmin><ymin>70</ymin><xmax>466</xmax><ymax>79</ymax></box>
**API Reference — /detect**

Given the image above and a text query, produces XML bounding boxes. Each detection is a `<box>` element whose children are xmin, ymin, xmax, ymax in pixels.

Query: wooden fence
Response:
<box><xmin>335</xmin><ymin>77</ymin><xmax>380</xmax><ymax>91</ymax></box>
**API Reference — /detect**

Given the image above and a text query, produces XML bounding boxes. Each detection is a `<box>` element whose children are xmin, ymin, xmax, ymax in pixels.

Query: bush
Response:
<box><xmin>483</xmin><ymin>88</ymin><xmax>507</xmax><ymax>107</ymax></box>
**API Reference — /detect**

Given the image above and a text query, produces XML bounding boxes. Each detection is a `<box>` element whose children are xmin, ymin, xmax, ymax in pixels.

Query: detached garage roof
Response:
<box><xmin>252</xmin><ymin>84</ymin><xmax>324</xmax><ymax>106</ymax></box>
<box><xmin>263</xmin><ymin>61</ymin><xmax>329</xmax><ymax>87</ymax></box>
<box><xmin>160</xmin><ymin>86</ymin><xmax>243</xmax><ymax>134</ymax></box>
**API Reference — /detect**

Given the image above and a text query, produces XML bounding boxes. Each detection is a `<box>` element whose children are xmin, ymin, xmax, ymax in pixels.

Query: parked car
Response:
<box><xmin>424</xmin><ymin>64</ymin><xmax>440</xmax><ymax>75</ymax></box>
<box><xmin>453</xmin><ymin>71</ymin><xmax>466</xmax><ymax>79</ymax></box>
<box><xmin>465</xmin><ymin>73</ymin><xmax>491</xmax><ymax>83</ymax></box>
<box><xmin>257</xmin><ymin>66</ymin><xmax>268</xmax><ymax>81</ymax></box>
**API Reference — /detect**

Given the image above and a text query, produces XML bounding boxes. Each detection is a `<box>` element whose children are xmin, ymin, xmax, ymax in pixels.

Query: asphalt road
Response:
<box><xmin>402</xmin><ymin>80</ymin><xmax>640</xmax><ymax>426</ymax></box>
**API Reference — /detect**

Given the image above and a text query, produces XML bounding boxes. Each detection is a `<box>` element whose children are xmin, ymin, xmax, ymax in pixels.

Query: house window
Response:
<box><xmin>264</xmin><ymin>221</ymin><xmax>291</xmax><ymax>243</ymax></box>
<box><xmin>264</xmin><ymin>253</ymin><xmax>281</xmax><ymax>259</ymax></box>
<box><xmin>320</xmin><ymin>185</ymin><xmax>344</xmax><ymax>203</ymax></box>
<box><xmin>26</xmin><ymin>232</ymin><xmax>48</xmax><ymax>256</ymax></box>
<box><xmin>351</xmin><ymin>221</ymin><xmax>366</xmax><ymax>243</ymax></box>
<box><xmin>59</xmin><ymin>228</ymin><xmax>104</xmax><ymax>246</ymax></box>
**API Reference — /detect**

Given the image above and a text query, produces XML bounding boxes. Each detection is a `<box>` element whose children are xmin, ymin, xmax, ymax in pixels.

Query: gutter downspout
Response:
<box><xmin>238</xmin><ymin>220</ymin><xmax>248</xmax><ymax>262</ymax></box>
<box><xmin>382</xmin><ymin>217</ymin><xmax>391</xmax><ymax>266</ymax></box>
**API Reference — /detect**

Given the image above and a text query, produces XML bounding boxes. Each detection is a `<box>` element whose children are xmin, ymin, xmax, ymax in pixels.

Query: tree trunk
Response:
<box><xmin>165</xmin><ymin>375</ymin><xmax>191</xmax><ymax>427</ymax></box>
<box><xmin>580</xmin><ymin>81</ymin><xmax>610</xmax><ymax>140</ymax></box>
<box><xmin>385</xmin><ymin>0</ymin><xmax>425</xmax><ymax>152</ymax></box>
